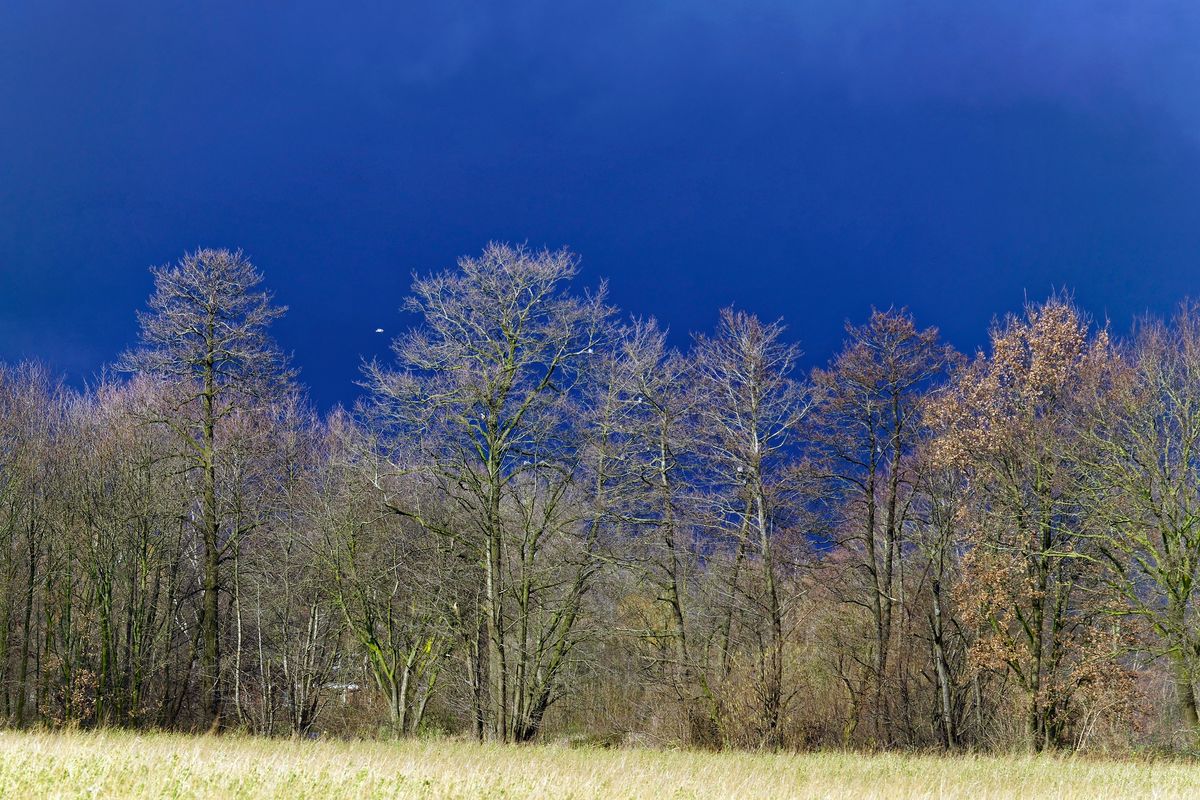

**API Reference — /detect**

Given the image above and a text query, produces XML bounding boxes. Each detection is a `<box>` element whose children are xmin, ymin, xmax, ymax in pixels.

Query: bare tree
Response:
<box><xmin>0</xmin><ymin>364</ymin><xmax>63</xmax><ymax>725</ymax></box>
<box><xmin>67</xmin><ymin>376</ymin><xmax>189</xmax><ymax>726</ymax></box>
<box><xmin>364</xmin><ymin>242</ymin><xmax>611</xmax><ymax>741</ymax></box>
<box><xmin>691</xmin><ymin>308</ymin><xmax>813</xmax><ymax>747</ymax></box>
<box><xmin>121</xmin><ymin>248</ymin><xmax>291</xmax><ymax>729</ymax></box>
<box><xmin>908</xmin><ymin>445</ymin><xmax>971</xmax><ymax>749</ymax></box>
<box><xmin>606</xmin><ymin>320</ymin><xmax>704</xmax><ymax>717</ymax></box>
<box><xmin>811</xmin><ymin>308</ymin><xmax>958</xmax><ymax>744</ymax></box>
<box><xmin>1076</xmin><ymin>303</ymin><xmax>1200</xmax><ymax>745</ymax></box>
<box><xmin>311</xmin><ymin>413</ymin><xmax>454</xmax><ymax>736</ymax></box>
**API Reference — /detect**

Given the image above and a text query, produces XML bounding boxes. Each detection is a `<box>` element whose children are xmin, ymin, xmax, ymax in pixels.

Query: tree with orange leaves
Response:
<box><xmin>928</xmin><ymin>298</ymin><xmax>1126</xmax><ymax>751</ymax></box>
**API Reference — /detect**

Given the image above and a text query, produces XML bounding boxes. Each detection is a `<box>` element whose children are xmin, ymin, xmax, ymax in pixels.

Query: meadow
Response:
<box><xmin>0</xmin><ymin>730</ymin><xmax>1197</xmax><ymax>799</ymax></box>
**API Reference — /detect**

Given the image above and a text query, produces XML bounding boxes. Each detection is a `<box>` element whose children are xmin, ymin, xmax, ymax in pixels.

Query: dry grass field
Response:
<box><xmin>0</xmin><ymin>729</ymin><xmax>1197</xmax><ymax>799</ymax></box>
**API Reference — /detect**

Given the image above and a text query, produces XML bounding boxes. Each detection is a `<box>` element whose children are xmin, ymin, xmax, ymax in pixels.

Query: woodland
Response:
<box><xmin>2</xmin><ymin>243</ymin><xmax>1199</xmax><ymax>754</ymax></box>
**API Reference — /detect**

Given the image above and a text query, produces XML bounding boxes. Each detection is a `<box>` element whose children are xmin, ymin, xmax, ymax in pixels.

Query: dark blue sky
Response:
<box><xmin>3</xmin><ymin>2</ymin><xmax>1199</xmax><ymax>408</ymax></box>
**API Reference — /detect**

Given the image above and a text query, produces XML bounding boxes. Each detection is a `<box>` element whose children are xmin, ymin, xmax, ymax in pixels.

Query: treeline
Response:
<box><xmin>1</xmin><ymin>243</ymin><xmax>1199</xmax><ymax>754</ymax></box>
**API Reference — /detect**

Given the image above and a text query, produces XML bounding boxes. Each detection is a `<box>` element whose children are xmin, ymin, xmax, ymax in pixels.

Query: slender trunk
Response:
<box><xmin>753</xmin><ymin>485</ymin><xmax>783</xmax><ymax>746</ymax></box>
<box><xmin>1028</xmin><ymin>506</ymin><xmax>1052</xmax><ymax>753</ymax></box>
<box><xmin>0</xmin><ymin>539</ymin><xmax>14</xmax><ymax>719</ymax></box>
<box><xmin>413</xmin><ymin>663</ymin><xmax>438</xmax><ymax>734</ymax></box>
<box><xmin>485</xmin><ymin>527</ymin><xmax>506</xmax><ymax>741</ymax></box>
<box><xmin>201</xmin><ymin>311</ymin><xmax>223</xmax><ymax>731</ymax></box>
<box><xmin>972</xmin><ymin>668</ymin><xmax>983</xmax><ymax>743</ymax></box>
<box><xmin>484</xmin><ymin>444</ymin><xmax>508</xmax><ymax>742</ymax></box>
<box><xmin>97</xmin><ymin>568</ymin><xmax>114</xmax><ymax>724</ymax></box>
<box><xmin>471</xmin><ymin>609</ymin><xmax>487</xmax><ymax>741</ymax></box>
<box><xmin>396</xmin><ymin>650</ymin><xmax>413</xmax><ymax>734</ymax></box>
<box><xmin>930</xmin><ymin>579</ymin><xmax>956</xmax><ymax>748</ymax></box>
<box><xmin>513</xmin><ymin>546</ymin><xmax>532</xmax><ymax>740</ymax></box>
<box><xmin>878</xmin><ymin>398</ymin><xmax>904</xmax><ymax>744</ymax></box>
<box><xmin>15</xmin><ymin>508</ymin><xmax>37</xmax><ymax>726</ymax></box>
<box><xmin>719</xmin><ymin>532</ymin><xmax>747</xmax><ymax>680</ymax></box>
<box><xmin>234</xmin><ymin>548</ymin><xmax>245</xmax><ymax>728</ymax></box>
<box><xmin>659</xmin><ymin>429</ymin><xmax>689</xmax><ymax>684</ymax></box>
<box><xmin>862</xmin><ymin>443</ymin><xmax>889</xmax><ymax>744</ymax></box>
<box><xmin>122</xmin><ymin>543</ymin><xmax>139</xmax><ymax>724</ymax></box>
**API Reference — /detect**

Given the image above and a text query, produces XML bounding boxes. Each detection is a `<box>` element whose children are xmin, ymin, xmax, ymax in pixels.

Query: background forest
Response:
<box><xmin>2</xmin><ymin>243</ymin><xmax>1199</xmax><ymax>755</ymax></box>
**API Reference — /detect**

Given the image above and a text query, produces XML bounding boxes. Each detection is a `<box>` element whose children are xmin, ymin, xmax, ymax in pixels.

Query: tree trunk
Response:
<box><xmin>1171</xmin><ymin>649</ymin><xmax>1200</xmax><ymax>740</ymax></box>
<box><xmin>15</xmin><ymin>509</ymin><xmax>37</xmax><ymax>726</ymax></box>
<box><xmin>930</xmin><ymin>579</ymin><xmax>956</xmax><ymax>749</ymax></box>
<box><xmin>485</xmin><ymin>523</ymin><xmax>507</xmax><ymax>742</ymax></box>
<box><xmin>201</xmin><ymin>326</ymin><xmax>222</xmax><ymax>731</ymax></box>
<box><xmin>754</xmin><ymin>487</ymin><xmax>783</xmax><ymax>746</ymax></box>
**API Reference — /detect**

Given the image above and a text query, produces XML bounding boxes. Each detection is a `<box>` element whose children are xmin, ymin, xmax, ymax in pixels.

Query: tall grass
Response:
<box><xmin>0</xmin><ymin>729</ymin><xmax>1196</xmax><ymax>799</ymax></box>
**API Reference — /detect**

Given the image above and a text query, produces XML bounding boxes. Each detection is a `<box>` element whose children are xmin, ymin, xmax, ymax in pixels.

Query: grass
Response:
<box><xmin>0</xmin><ymin>730</ymin><xmax>1197</xmax><ymax>799</ymax></box>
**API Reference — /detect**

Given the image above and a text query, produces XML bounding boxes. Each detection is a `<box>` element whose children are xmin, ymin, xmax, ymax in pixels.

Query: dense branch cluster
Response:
<box><xmin>2</xmin><ymin>243</ymin><xmax>1200</xmax><ymax>753</ymax></box>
